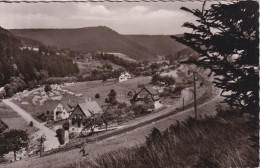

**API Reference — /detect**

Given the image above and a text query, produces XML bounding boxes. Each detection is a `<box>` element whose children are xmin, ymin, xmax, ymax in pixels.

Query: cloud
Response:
<box><xmin>0</xmin><ymin>2</ymin><xmax>196</xmax><ymax>34</ymax></box>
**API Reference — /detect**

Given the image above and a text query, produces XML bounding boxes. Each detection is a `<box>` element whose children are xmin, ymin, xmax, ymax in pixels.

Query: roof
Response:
<box><xmin>78</xmin><ymin>101</ymin><xmax>103</xmax><ymax>116</ymax></box>
<box><xmin>60</xmin><ymin>102</ymin><xmax>72</xmax><ymax>112</ymax></box>
<box><xmin>48</xmin><ymin>101</ymin><xmax>73</xmax><ymax>112</ymax></box>
<box><xmin>137</xmin><ymin>86</ymin><xmax>158</xmax><ymax>95</ymax></box>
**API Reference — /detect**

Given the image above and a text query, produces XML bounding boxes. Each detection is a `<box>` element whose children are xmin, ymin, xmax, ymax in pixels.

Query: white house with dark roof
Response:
<box><xmin>119</xmin><ymin>72</ymin><xmax>132</xmax><ymax>82</ymax></box>
<box><xmin>69</xmin><ymin>100</ymin><xmax>103</xmax><ymax>132</ymax></box>
<box><xmin>53</xmin><ymin>102</ymin><xmax>72</xmax><ymax>121</ymax></box>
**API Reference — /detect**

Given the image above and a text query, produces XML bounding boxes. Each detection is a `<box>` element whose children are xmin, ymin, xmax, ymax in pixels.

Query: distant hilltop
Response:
<box><xmin>10</xmin><ymin>26</ymin><xmax>187</xmax><ymax>61</ymax></box>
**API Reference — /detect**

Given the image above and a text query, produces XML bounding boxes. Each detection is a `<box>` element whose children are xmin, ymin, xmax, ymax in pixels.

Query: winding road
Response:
<box><xmin>2</xmin><ymin>99</ymin><xmax>60</xmax><ymax>151</ymax></box>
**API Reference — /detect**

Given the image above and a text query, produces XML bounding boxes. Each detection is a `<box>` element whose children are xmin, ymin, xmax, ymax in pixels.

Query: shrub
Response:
<box><xmin>56</xmin><ymin>128</ymin><xmax>65</xmax><ymax>145</ymax></box>
<box><xmin>95</xmin><ymin>93</ymin><xmax>100</xmax><ymax>99</ymax></box>
<box><xmin>44</xmin><ymin>84</ymin><xmax>52</xmax><ymax>92</ymax></box>
<box><xmin>146</xmin><ymin>127</ymin><xmax>162</xmax><ymax>148</ymax></box>
<box><xmin>63</xmin><ymin>121</ymin><xmax>70</xmax><ymax>130</ymax></box>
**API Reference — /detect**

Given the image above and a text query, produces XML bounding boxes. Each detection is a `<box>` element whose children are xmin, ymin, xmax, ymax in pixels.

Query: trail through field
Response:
<box><xmin>2</xmin><ymin>99</ymin><xmax>60</xmax><ymax>151</ymax></box>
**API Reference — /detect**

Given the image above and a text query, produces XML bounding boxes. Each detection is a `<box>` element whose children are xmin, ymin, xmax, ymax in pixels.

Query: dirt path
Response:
<box><xmin>2</xmin><ymin>99</ymin><xmax>60</xmax><ymax>151</ymax></box>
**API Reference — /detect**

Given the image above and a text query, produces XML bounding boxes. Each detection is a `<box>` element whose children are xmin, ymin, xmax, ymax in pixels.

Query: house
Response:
<box><xmin>53</xmin><ymin>102</ymin><xmax>72</xmax><ymax>121</ymax></box>
<box><xmin>131</xmin><ymin>86</ymin><xmax>163</xmax><ymax>109</ymax></box>
<box><xmin>0</xmin><ymin>87</ymin><xmax>6</xmax><ymax>99</ymax></box>
<box><xmin>119</xmin><ymin>72</ymin><xmax>132</xmax><ymax>82</ymax></box>
<box><xmin>69</xmin><ymin>100</ymin><xmax>103</xmax><ymax>132</ymax></box>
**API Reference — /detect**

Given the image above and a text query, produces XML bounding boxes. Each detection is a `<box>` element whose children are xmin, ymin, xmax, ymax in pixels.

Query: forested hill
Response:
<box><xmin>0</xmin><ymin>27</ymin><xmax>79</xmax><ymax>96</ymax></box>
<box><xmin>10</xmin><ymin>26</ymin><xmax>156</xmax><ymax>61</ymax></box>
<box><xmin>10</xmin><ymin>26</ymin><xmax>188</xmax><ymax>61</ymax></box>
<box><xmin>124</xmin><ymin>35</ymin><xmax>187</xmax><ymax>57</ymax></box>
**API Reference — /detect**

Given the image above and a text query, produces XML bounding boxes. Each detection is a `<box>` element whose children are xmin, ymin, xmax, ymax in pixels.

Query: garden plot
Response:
<box><xmin>30</xmin><ymin>84</ymin><xmax>82</xmax><ymax>106</ymax></box>
<box><xmin>12</xmin><ymin>84</ymin><xmax>84</xmax><ymax>121</ymax></box>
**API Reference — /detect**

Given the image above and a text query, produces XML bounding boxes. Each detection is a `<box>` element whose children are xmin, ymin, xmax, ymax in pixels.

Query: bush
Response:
<box><xmin>44</xmin><ymin>84</ymin><xmax>52</xmax><ymax>92</ymax></box>
<box><xmin>146</xmin><ymin>127</ymin><xmax>162</xmax><ymax>148</ymax></box>
<box><xmin>56</xmin><ymin>128</ymin><xmax>65</xmax><ymax>145</ymax></box>
<box><xmin>95</xmin><ymin>93</ymin><xmax>100</xmax><ymax>99</ymax></box>
<box><xmin>63</xmin><ymin>121</ymin><xmax>70</xmax><ymax>130</ymax></box>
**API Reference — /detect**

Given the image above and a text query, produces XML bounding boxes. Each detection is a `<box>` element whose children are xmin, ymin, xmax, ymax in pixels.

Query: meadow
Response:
<box><xmin>63</xmin><ymin>106</ymin><xmax>259</xmax><ymax>168</ymax></box>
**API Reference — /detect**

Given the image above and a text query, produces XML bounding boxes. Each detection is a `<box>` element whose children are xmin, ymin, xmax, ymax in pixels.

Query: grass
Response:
<box><xmin>0</xmin><ymin>102</ymin><xmax>20</xmax><ymax>118</ymax></box>
<box><xmin>63</xmin><ymin>108</ymin><xmax>259</xmax><ymax>168</ymax></box>
<box><xmin>0</xmin><ymin>96</ymin><xmax>222</xmax><ymax>168</ymax></box>
<box><xmin>11</xmin><ymin>77</ymin><xmax>151</xmax><ymax>123</ymax></box>
<box><xmin>65</xmin><ymin>76</ymin><xmax>151</xmax><ymax>107</ymax></box>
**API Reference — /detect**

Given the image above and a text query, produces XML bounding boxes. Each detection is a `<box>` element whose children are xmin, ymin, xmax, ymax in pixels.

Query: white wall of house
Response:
<box><xmin>154</xmin><ymin>100</ymin><xmax>163</xmax><ymax>109</ymax></box>
<box><xmin>53</xmin><ymin>103</ymin><xmax>70</xmax><ymax>121</ymax></box>
<box><xmin>119</xmin><ymin>72</ymin><xmax>131</xmax><ymax>82</ymax></box>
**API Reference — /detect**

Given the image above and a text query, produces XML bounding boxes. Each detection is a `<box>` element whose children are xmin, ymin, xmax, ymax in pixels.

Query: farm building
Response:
<box><xmin>53</xmin><ymin>102</ymin><xmax>72</xmax><ymax>121</ymax></box>
<box><xmin>69</xmin><ymin>100</ymin><xmax>103</xmax><ymax>132</ymax></box>
<box><xmin>131</xmin><ymin>86</ymin><xmax>163</xmax><ymax>109</ymax></box>
<box><xmin>119</xmin><ymin>72</ymin><xmax>132</xmax><ymax>82</ymax></box>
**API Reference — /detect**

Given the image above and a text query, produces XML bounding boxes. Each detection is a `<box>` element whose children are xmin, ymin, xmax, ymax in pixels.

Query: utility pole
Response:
<box><xmin>193</xmin><ymin>72</ymin><xmax>197</xmax><ymax>119</ymax></box>
<box><xmin>183</xmin><ymin>98</ymin><xmax>185</xmax><ymax>111</ymax></box>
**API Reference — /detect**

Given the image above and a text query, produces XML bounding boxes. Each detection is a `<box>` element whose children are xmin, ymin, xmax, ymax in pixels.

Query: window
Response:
<box><xmin>57</xmin><ymin>107</ymin><xmax>62</xmax><ymax>111</ymax></box>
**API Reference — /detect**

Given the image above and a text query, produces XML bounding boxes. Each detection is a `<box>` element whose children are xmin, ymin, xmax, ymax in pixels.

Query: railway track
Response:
<box><xmin>42</xmin><ymin>66</ymin><xmax>215</xmax><ymax>157</ymax></box>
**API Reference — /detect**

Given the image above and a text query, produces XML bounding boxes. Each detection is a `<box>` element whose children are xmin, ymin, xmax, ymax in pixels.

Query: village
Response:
<box><xmin>0</xmin><ymin>52</ymin><xmax>205</xmax><ymax>162</ymax></box>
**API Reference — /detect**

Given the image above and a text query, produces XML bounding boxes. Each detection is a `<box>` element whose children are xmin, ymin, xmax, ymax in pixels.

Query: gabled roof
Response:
<box><xmin>136</xmin><ymin>86</ymin><xmax>158</xmax><ymax>95</ymax></box>
<box><xmin>49</xmin><ymin>101</ymin><xmax>73</xmax><ymax>112</ymax></box>
<box><xmin>60</xmin><ymin>102</ymin><xmax>72</xmax><ymax>112</ymax></box>
<box><xmin>133</xmin><ymin>86</ymin><xmax>160</xmax><ymax>102</ymax></box>
<box><xmin>78</xmin><ymin>101</ymin><xmax>103</xmax><ymax>116</ymax></box>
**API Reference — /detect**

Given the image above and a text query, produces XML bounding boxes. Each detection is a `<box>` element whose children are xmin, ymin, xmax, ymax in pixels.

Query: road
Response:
<box><xmin>2</xmin><ymin>99</ymin><xmax>60</xmax><ymax>151</ymax></box>
<box><xmin>42</xmin><ymin>66</ymin><xmax>217</xmax><ymax>156</ymax></box>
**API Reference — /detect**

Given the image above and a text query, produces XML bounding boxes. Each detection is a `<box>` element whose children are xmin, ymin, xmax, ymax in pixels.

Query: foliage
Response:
<box><xmin>0</xmin><ymin>27</ymin><xmax>79</xmax><ymax>91</ymax></box>
<box><xmin>105</xmin><ymin>89</ymin><xmax>118</xmax><ymax>105</ymax></box>
<box><xmin>0</xmin><ymin>120</ymin><xmax>8</xmax><ymax>135</ymax></box>
<box><xmin>171</xmin><ymin>1</ymin><xmax>259</xmax><ymax>118</ymax></box>
<box><xmin>173</xmin><ymin>84</ymin><xmax>186</xmax><ymax>97</ymax></box>
<box><xmin>56</xmin><ymin>128</ymin><xmax>65</xmax><ymax>145</ymax></box>
<box><xmin>65</xmin><ymin>108</ymin><xmax>259</xmax><ymax>168</ymax></box>
<box><xmin>151</xmin><ymin>74</ymin><xmax>175</xmax><ymax>86</ymax></box>
<box><xmin>95</xmin><ymin>53</ymin><xmax>142</xmax><ymax>75</ymax></box>
<box><xmin>132</xmin><ymin>104</ymin><xmax>150</xmax><ymax>117</ymax></box>
<box><xmin>44</xmin><ymin>84</ymin><xmax>52</xmax><ymax>92</ymax></box>
<box><xmin>146</xmin><ymin>127</ymin><xmax>162</xmax><ymax>148</ymax></box>
<box><xmin>0</xmin><ymin>130</ymin><xmax>29</xmax><ymax>160</ymax></box>
<box><xmin>63</xmin><ymin>121</ymin><xmax>70</xmax><ymax>130</ymax></box>
<box><xmin>95</xmin><ymin>93</ymin><xmax>100</xmax><ymax>99</ymax></box>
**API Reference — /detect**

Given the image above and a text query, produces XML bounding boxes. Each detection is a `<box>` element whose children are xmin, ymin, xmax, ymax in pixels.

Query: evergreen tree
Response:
<box><xmin>171</xmin><ymin>1</ymin><xmax>259</xmax><ymax>119</ymax></box>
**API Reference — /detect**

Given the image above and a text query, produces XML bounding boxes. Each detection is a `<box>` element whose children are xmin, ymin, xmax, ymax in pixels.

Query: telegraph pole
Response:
<box><xmin>183</xmin><ymin>98</ymin><xmax>185</xmax><ymax>111</ymax></box>
<box><xmin>193</xmin><ymin>72</ymin><xmax>197</xmax><ymax>119</ymax></box>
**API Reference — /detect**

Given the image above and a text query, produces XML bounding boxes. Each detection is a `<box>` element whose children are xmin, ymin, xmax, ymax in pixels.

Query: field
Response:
<box><xmin>0</xmin><ymin>94</ymin><xmax>224</xmax><ymax>168</ymax></box>
<box><xmin>64</xmin><ymin>76</ymin><xmax>151</xmax><ymax>107</ymax></box>
<box><xmin>11</xmin><ymin>77</ymin><xmax>151</xmax><ymax>123</ymax></box>
<box><xmin>0</xmin><ymin>102</ymin><xmax>37</xmax><ymax>131</ymax></box>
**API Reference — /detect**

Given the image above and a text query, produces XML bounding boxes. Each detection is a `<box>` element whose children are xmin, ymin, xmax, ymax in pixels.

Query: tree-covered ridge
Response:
<box><xmin>0</xmin><ymin>27</ymin><xmax>79</xmax><ymax>96</ymax></box>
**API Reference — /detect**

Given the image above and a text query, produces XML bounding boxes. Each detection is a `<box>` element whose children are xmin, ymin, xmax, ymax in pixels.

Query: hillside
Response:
<box><xmin>0</xmin><ymin>27</ymin><xmax>21</xmax><ymax>48</ymax></box>
<box><xmin>10</xmin><ymin>27</ymin><xmax>189</xmax><ymax>61</ymax></box>
<box><xmin>125</xmin><ymin>35</ymin><xmax>187</xmax><ymax>57</ymax></box>
<box><xmin>0</xmin><ymin>27</ymin><xmax>79</xmax><ymax>90</ymax></box>
<box><xmin>10</xmin><ymin>27</ymin><xmax>157</xmax><ymax>61</ymax></box>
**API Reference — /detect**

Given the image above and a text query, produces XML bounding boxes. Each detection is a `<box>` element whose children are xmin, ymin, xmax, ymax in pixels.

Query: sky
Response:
<box><xmin>0</xmin><ymin>1</ymin><xmax>217</xmax><ymax>35</ymax></box>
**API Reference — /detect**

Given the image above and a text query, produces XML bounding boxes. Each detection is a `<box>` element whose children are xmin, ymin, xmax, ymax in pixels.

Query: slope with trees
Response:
<box><xmin>0</xmin><ymin>27</ymin><xmax>79</xmax><ymax>97</ymax></box>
